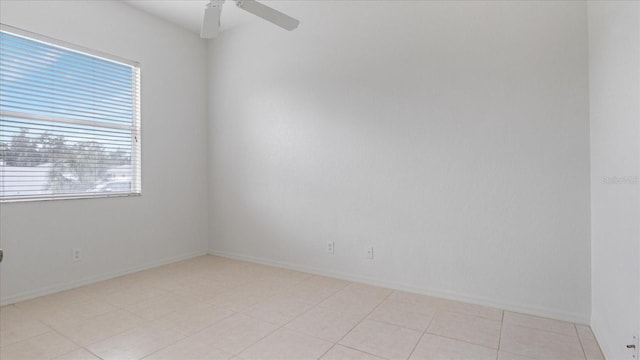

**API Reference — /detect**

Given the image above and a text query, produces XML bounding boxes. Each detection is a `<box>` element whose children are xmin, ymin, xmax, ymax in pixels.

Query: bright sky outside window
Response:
<box><xmin>0</xmin><ymin>26</ymin><xmax>141</xmax><ymax>202</ymax></box>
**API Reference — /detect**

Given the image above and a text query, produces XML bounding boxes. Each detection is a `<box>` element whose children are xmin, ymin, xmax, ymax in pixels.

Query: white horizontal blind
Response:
<box><xmin>0</xmin><ymin>26</ymin><xmax>141</xmax><ymax>202</ymax></box>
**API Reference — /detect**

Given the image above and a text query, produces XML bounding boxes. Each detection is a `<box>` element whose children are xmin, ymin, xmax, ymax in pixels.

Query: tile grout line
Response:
<box><xmin>0</xmin><ymin>307</ymin><xmax>55</xmax><ymax>348</ymax></box>
<box><xmin>140</xmin><ymin>309</ymin><xmax>240</xmax><ymax>360</ymax></box>
<box><xmin>574</xmin><ymin>323</ymin><xmax>589</xmax><ymax>360</ymax></box>
<box><xmin>230</xmin><ymin>282</ymin><xmax>356</xmax><ymax>359</ymax></box>
<box><xmin>317</xmin><ymin>289</ymin><xmax>396</xmax><ymax>359</ymax></box>
<box><xmin>405</xmin><ymin>302</ymin><xmax>441</xmax><ymax>359</ymax></box>
<box><xmin>421</xmin><ymin>331</ymin><xmax>502</xmax><ymax>353</ymax></box>
<box><xmin>2</xmin><ymin>303</ymin><xmax>135</xmax><ymax>360</ymax></box>
<box><xmin>338</xmin><ymin>343</ymin><xmax>391</xmax><ymax>359</ymax></box>
<box><xmin>115</xmin><ymin>271</ymin><xmax>260</xmax><ymax>358</ymax></box>
<box><xmin>422</xmin><ymin>306</ymin><xmax>503</xmax><ymax>351</ymax></box>
<box><xmin>496</xmin><ymin>309</ymin><xmax>505</xmax><ymax>360</ymax></box>
<box><xmin>45</xmin><ymin>323</ymin><xmax>104</xmax><ymax>360</ymax></box>
<box><xmin>242</xmin><ymin>283</ymin><xmax>388</xmax><ymax>359</ymax></box>
<box><xmin>73</xmin><ymin>304</ymin><xmax>194</xmax><ymax>359</ymax></box>
<box><xmin>406</xmin><ymin>331</ymin><xmax>427</xmax><ymax>360</ymax></box>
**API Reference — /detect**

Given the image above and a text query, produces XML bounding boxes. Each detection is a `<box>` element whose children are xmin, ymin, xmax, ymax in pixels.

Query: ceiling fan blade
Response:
<box><xmin>201</xmin><ymin>1</ymin><xmax>224</xmax><ymax>38</ymax></box>
<box><xmin>235</xmin><ymin>0</ymin><xmax>300</xmax><ymax>31</ymax></box>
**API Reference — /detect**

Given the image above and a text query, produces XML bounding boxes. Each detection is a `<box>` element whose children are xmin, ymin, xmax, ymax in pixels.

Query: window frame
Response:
<box><xmin>0</xmin><ymin>24</ymin><xmax>142</xmax><ymax>203</ymax></box>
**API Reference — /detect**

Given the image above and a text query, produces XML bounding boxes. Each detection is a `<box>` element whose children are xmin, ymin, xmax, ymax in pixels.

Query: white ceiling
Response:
<box><xmin>122</xmin><ymin>0</ymin><xmax>255</xmax><ymax>36</ymax></box>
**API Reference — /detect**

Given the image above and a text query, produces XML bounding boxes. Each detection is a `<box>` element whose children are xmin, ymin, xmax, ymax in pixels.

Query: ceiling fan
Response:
<box><xmin>201</xmin><ymin>0</ymin><xmax>300</xmax><ymax>39</ymax></box>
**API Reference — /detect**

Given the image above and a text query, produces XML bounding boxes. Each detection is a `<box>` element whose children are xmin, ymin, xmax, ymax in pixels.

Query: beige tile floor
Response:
<box><xmin>0</xmin><ymin>255</ymin><xmax>605</xmax><ymax>360</ymax></box>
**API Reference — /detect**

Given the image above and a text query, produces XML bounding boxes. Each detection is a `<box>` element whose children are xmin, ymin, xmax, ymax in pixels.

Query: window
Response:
<box><xmin>0</xmin><ymin>25</ymin><xmax>141</xmax><ymax>202</ymax></box>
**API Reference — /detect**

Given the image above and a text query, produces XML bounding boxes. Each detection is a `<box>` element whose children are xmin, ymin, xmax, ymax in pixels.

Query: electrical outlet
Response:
<box><xmin>72</xmin><ymin>248</ymin><xmax>81</xmax><ymax>262</ymax></box>
<box><xmin>367</xmin><ymin>246</ymin><xmax>374</xmax><ymax>259</ymax></box>
<box><xmin>327</xmin><ymin>242</ymin><xmax>335</xmax><ymax>254</ymax></box>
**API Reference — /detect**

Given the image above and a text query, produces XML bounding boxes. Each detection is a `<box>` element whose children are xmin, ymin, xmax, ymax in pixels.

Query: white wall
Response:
<box><xmin>207</xmin><ymin>1</ymin><xmax>591</xmax><ymax>322</ymax></box>
<box><xmin>588</xmin><ymin>1</ymin><xmax>640</xmax><ymax>358</ymax></box>
<box><xmin>0</xmin><ymin>1</ymin><xmax>210</xmax><ymax>304</ymax></box>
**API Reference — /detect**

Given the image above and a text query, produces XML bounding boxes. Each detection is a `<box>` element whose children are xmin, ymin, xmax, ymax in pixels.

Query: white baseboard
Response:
<box><xmin>209</xmin><ymin>249</ymin><xmax>590</xmax><ymax>325</ymax></box>
<box><xmin>0</xmin><ymin>250</ymin><xmax>208</xmax><ymax>306</ymax></box>
<box><xmin>2</xmin><ymin>247</ymin><xmax>589</xmax><ymax>325</ymax></box>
